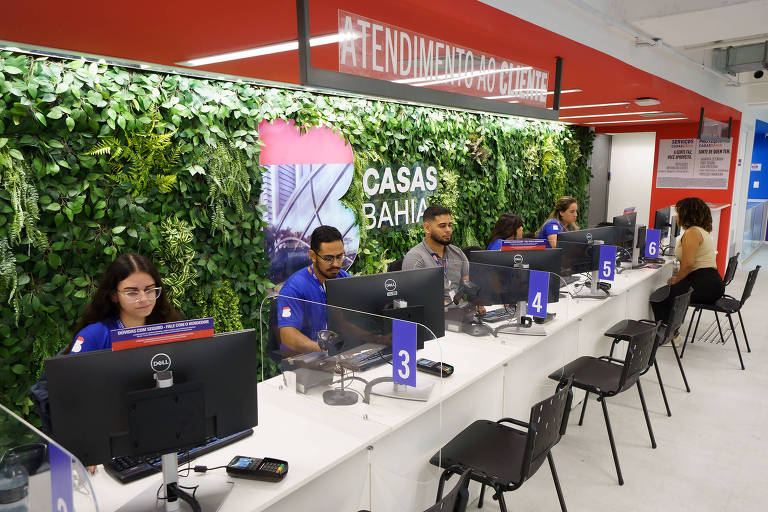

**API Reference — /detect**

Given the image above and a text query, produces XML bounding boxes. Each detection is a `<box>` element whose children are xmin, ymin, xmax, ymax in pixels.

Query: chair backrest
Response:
<box><xmin>387</xmin><ymin>258</ymin><xmax>404</xmax><ymax>272</ymax></box>
<box><xmin>424</xmin><ymin>469</ymin><xmax>471</xmax><ymax>512</ymax></box>
<box><xmin>739</xmin><ymin>265</ymin><xmax>761</xmax><ymax>306</ymax></box>
<box><xmin>521</xmin><ymin>377</ymin><xmax>574</xmax><ymax>481</ymax></box>
<box><xmin>618</xmin><ymin>322</ymin><xmax>660</xmax><ymax>391</ymax></box>
<box><xmin>659</xmin><ymin>288</ymin><xmax>693</xmax><ymax>345</ymax></box>
<box><xmin>723</xmin><ymin>253</ymin><xmax>739</xmax><ymax>286</ymax></box>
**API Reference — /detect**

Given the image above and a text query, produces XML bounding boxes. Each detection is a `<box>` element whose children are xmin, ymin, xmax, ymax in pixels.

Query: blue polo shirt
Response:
<box><xmin>486</xmin><ymin>239</ymin><xmax>503</xmax><ymax>251</ymax></box>
<box><xmin>277</xmin><ymin>265</ymin><xmax>350</xmax><ymax>346</ymax></box>
<box><xmin>70</xmin><ymin>317</ymin><xmax>123</xmax><ymax>353</ymax></box>
<box><xmin>538</xmin><ymin>219</ymin><xmax>564</xmax><ymax>248</ymax></box>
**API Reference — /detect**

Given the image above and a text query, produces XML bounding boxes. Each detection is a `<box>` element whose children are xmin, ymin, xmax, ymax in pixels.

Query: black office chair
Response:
<box><xmin>387</xmin><ymin>258</ymin><xmax>403</xmax><ymax>272</ymax></box>
<box><xmin>462</xmin><ymin>245</ymin><xmax>482</xmax><ymax>261</ymax></box>
<box><xmin>430</xmin><ymin>378</ymin><xmax>573</xmax><ymax>512</ymax></box>
<box><xmin>357</xmin><ymin>468</ymin><xmax>471</xmax><ymax>512</ymax></box>
<box><xmin>548</xmin><ymin>322</ymin><xmax>659</xmax><ymax>485</ymax></box>
<box><xmin>682</xmin><ymin>266</ymin><xmax>760</xmax><ymax>370</ymax></box>
<box><xmin>604</xmin><ymin>290</ymin><xmax>692</xmax><ymax>418</ymax></box>
<box><xmin>722</xmin><ymin>253</ymin><xmax>739</xmax><ymax>287</ymax></box>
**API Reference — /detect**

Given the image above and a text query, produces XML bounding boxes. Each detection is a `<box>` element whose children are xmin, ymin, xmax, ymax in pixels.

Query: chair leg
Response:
<box><xmin>726</xmin><ymin>313</ymin><xmax>746</xmax><ymax>371</ymax></box>
<box><xmin>682</xmin><ymin>308</ymin><xmax>702</xmax><ymax>358</ymax></box>
<box><xmin>653</xmin><ymin>359</ymin><xmax>672</xmax><ymax>417</ymax></box>
<box><xmin>435</xmin><ymin>469</ymin><xmax>452</xmax><ymax>502</ymax></box>
<box><xmin>636</xmin><ymin>380</ymin><xmax>657</xmax><ymax>449</ymax></box>
<box><xmin>670</xmin><ymin>340</ymin><xmax>691</xmax><ymax>392</ymax></box>
<box><xmin>599</xmin><ymin>396</ymin><xmax>624</xmax><ymax>485</ymax></box>
<box><xmin>737</xmin><ymin>310</ymin><xmax>752</xmax><ymax>353</ymax></box>
<box><xmin>478</xmin><ymin>482</ymin><xmax>486</xmax><ymax>509</ymax></box>
<box><xmin>578</xmin><ymin>391</ymin><xmax>589</xmax><ymax>426</ymax></box>
<box><xmin>714</xmin><ymin>312</ymin><xmax>726</xmax><ymax>344</ymax></box>
<box><xmin>548</xmin><ymin>452</ymin><xmax>567</xmax><ymax>512</ymax></box>
<box><xmin>494</xmin><ymin>485</ymin><xmax>508</xmax><ymax>512</ymax></box>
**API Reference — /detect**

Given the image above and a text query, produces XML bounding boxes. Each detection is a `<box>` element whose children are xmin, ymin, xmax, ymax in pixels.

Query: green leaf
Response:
<box><xmin>9</xmin><ymin>148</ymin><xmax>23</xmax><ymax>160</ymax></box>
<box><xmin>112</xmin><ymin>225</ymin><xmax>126</xmax><ymax>234</ymax></box>
<box><xmin>73</xmin><ymin>277</ymin><xmax>89</xmax><ymax>287</ymax></box>
<box><xmin>3</xmin><ymin>66</ymin><xmax>22</xmax><ymax>75</ymax></box>
<box><xmin>48</xmin><ymin>253</ymin><xmax>62</xmax><ymax>268</ymax></box>
<box><xmin>45</xmin><ymin>202</ymin><xmax>61</xmax><ymax>211</ymax></box>
<box><xmin>34</xmin><ymin>112</ymin><xmax>47</xmax><ymax>126</ymax></box>
<box><xmin>66</xmin><ymin>116</ymin><xmax>75</xmax><ymax>131</ymax></box>
<box><xmin>11</xmin><ymin>364</ymin><xmax>26</xmax><ymax>375</ymax></box>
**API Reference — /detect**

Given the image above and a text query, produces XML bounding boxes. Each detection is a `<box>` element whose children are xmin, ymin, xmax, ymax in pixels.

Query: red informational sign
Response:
<box><xmin>501</xmin><ymin>239</ymin><xmax>547</xmax><ymax>251</ymax></box>
<box><xmin>338</xmin><ymin>10</ymin><xmax>549</xmax><ymax>108</ymax></box>
<box><xmin>110</xmin><ymin>318</ymin><xmax>214</xmax><ymax>351</ymax></box>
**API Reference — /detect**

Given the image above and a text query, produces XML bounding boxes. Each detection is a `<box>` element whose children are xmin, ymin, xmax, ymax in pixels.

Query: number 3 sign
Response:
<box><xmin>392</xmin><ymin>319</ymin><xmax>416</xmax><ymax>386</ymax></box>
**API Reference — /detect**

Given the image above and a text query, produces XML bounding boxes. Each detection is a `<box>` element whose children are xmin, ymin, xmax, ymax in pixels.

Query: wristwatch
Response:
<box><xmin>316</xmin><ymin>330</ymin><xmax>340</xmax><ymax>352</ymax></box>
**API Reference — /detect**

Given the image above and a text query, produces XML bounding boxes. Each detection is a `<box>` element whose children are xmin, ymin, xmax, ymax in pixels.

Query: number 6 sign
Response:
<box><xmin>645</xmin><ymin>228</ymin><xmax>661</xmax><ymax>258</ymax></box>
<box><xmin>392</xmin><ymin>319</ymin><xmax>416</xmax><ymax>386</ymax></box>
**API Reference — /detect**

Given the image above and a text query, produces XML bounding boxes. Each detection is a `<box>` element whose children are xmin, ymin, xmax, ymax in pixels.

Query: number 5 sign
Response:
<box><xmin>392</xmin><ymin>319</ymin><xmax>416</xmax><ymax>386</ymax></box>
<box><xmin>527</xmin><ymin>270</ymin><xmax>549</xmax><ymax>319</ymax></box>
<box><xmin>599</xmin><ymin>245</ymin><xmax>617</xmax><ymax>281</ymax></box>
<box><xmin>645</xmin><ymin>229</ymin><xmax>661</xmax><ymax>258</ymax></box>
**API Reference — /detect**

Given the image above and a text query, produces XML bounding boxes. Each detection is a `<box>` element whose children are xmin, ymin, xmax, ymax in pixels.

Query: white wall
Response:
<box><xmin>606</xmin><ymin>132</ymin><xmax>657</xmax><ymax>224</ymax></box>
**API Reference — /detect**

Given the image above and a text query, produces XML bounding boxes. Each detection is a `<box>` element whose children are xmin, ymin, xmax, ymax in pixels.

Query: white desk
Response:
<box><xmin>88</xmin><ymin>261</ymin><xmax>673</xmax><ymax>512</ymax></box>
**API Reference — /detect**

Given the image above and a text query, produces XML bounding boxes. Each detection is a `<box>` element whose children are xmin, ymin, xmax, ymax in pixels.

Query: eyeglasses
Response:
<box><xmin>316</xmin><ymin>253</ymin><xmax>345</xmax><ymax>264</ymax></box>
<box><xmin>117</xmin><ymin>286</ymin><xmax>162</xmax><ymax>302</ymax></box>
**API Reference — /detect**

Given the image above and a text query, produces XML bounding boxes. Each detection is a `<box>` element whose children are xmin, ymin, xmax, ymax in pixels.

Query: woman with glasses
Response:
<box><xmin>67</xmin><ymin>253</ymin><xmax>179</xmax><ymax>354</ymax></box>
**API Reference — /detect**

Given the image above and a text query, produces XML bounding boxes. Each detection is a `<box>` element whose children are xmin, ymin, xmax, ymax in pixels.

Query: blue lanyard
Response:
<box><xmin>308</xmin><ymin>265</ymin><xmax>325</xmax><ymax>294</ymax></box>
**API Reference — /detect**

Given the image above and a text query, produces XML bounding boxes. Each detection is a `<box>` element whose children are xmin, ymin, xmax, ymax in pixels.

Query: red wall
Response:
<box><xmin>597</xmin><ymin>121</ymin><xmax>741</xmax><ymax>274</ymax></box>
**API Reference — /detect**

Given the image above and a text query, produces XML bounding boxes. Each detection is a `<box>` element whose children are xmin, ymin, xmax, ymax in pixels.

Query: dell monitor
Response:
<box><xmin>556</xmin><ymin>226</ymin><xmax>616</xmax><ymax>245</ymax></box>
<box><xmin>556</xmin><ymin>241</ymin><xmax>598</xmax><ymax>277</ymax></box>
<box><xmin>468</xmin><ymin>249</ymin><xmax>562</xmax><ymax>301</ymax></box>
<box><xmin>46</xmin><ymin>330</ymin><xmax>258</xmax><ymax>466</ymax></box>
<box><xmin>325</xmin><ymin>267</ymin><xmax>445</xmax><ymax>355</ymax></box>
<box><xmin>654</xmin><ymin>207</ymin><xmax>671</xmax><ymax>235</ymax></box>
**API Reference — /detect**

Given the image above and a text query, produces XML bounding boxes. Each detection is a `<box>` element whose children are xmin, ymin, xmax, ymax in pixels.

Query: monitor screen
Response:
<box><xmin>556</xmin><ymin>241</ymin><xmax>600</xmax><ymax>276</ymax></box>
<box><xmin>46</xmin><ymin>330</ymin><xmax>259</xmax><ymax>466</ymax></box>
<box><xmin>468</xmin><ymin>263</ymin><xmax>559</xmax><ymax>305</ymax></box>
<box><xmin>654</xmin><ymin>207</ymin><xmax>671</xmax><ymax>231</ymax></box>
<box><xmin>613</xmin><ymin>212</ymin><xmax>637</xmax><ymax>248</ymax></box>
<box><xmin>469</xmin><ymin>249</ymin><xmax>561</xmax><ymax>301</ymax></box>
<box><xmin>325</xmin><ymin>267</ymin><xmax>445</xmax><ymax>355</ymax></box>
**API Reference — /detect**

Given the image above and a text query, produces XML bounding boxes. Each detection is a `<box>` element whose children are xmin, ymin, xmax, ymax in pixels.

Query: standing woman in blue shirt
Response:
<box><xmin>67</xmin><ymin>253</ymin><xmax>179</xmax><ymax>354</ymax></box>
<box><xmin>537</xmin><ymin>196</ymin><xmax>579</xmax><ymax>248</ymax></box>
<box><xmin>486</xmin><ymin>213</ymin><xmax>524</xmax><ymax>250</ymax></box>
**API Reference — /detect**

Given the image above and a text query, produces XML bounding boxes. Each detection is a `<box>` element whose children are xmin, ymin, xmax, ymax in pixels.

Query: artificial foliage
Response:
<box><xmin>0</xmin><ymin>51</ymin><xmax>593</xmax><ymax>425</ymax></box>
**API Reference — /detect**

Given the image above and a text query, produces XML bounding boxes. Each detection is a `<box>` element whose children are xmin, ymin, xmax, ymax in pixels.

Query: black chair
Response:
<box><xmin>722</xmin><ymin>253</ymin><xmax>739</xmax><ymax>286</ymax></box>
<box><xmin>358</xmin><ymin>468</ymin><xmax>471</xmax><ymax>512</ymax></box>
<box><xmin>430</xmin><ymin>378</ymin><xmax>573</xmax><ymax>512</ymax></box>
<box><xmin>604</xmin><ymin>290</ymin><xmax>692</xmax><ymax>418</ymax></box>
<box><xmin>682</xmin><ymin>266</ymin><xmax>760</xmax><ymax>370</ymax></box>
<box><xmin>461</xmin><ymin>245</ymin><xmax>482</xmax><ymax>261</ymax></box>
<box><xmin>548</xmin><ymin>322</ymin><xmax>660</xmax><ymax>485</ymax></box>
<box><xmin>387</xmin><ymin>258</ymin><xmax>403</xmax><ymax>272</ymax></box>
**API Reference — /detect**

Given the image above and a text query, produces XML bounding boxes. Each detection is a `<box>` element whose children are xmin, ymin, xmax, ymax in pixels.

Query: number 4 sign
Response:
<box><xmin>527</xmin><ymin>270</ymin><xmax>549</xmax><ymax>319</ymax></box>
<box><xmin>645</xmin><ymin>229</ymin><xmax>661</xmax><ymax>258</ymax></box>
<box><xmin>599</xmin><ymin>245</ymin><xmax>617</xmax><ymax>281</ymax></box>
<box><xmin>392</xmin><ymin>319</ymin><xmax>416</xmax><ymax>386</ymax></box>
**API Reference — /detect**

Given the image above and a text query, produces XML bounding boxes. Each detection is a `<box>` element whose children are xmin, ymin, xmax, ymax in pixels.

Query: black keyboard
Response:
<box><xmin>341</xmin><ymin>350</ymin><xmax>391</xmax><ymax>371</ymax></box>
<box><xmin>105</xmin><ymin>428</ymin><xmax>254</xmax><ymax>484</ymax></box>
<box><xmin>482</xmin><ymin>310</ymin><xmax>514</xmax><ymax>323</ymax></box>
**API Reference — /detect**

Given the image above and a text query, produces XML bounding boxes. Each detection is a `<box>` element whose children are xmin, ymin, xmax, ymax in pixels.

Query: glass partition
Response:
<box><xmin>0</xmin><ymin>403</ymin><xmax>98</xmax><ymax>512</ymax></box>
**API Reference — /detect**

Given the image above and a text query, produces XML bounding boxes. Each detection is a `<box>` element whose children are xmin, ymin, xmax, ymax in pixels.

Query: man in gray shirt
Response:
<box><xmin>402</xmin><ymin>205</ymin><xmax>470</xmax><ymax>304</ymax></box>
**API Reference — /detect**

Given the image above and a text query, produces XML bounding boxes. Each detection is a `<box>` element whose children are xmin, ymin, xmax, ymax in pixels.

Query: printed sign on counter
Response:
<box><xmin>645</xmin><ymin>229</ymin><xmax>661</xmax><ymax>258</ymax></box>
<box><xmin>527</xmin><ymin>270</ymin><xmax>549</xmax><ymax>319</ymax></box>
<box><xmin>392</xmin><ymin>319</ymin><xmax>417</xmax><ymax>386</ymax></box>
<box><xmin>110</xmin><ymin>318</ymin><xmax>214</xmax><ymax>351</ymax></box>
<box><xmin>501</xmin><ymin>239</ymin><xmax>547</xmax><ymax>250</ymax></box>
<box><xmin>598</xmin><ymin>245</ymin><xmax>617</xmax><ymax>281</ymax></box>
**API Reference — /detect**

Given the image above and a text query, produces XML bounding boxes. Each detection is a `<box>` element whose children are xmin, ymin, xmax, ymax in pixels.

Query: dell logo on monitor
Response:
<box><xmin>586</xmin><ymin>232</ymin><xmax>593</xmax><ymax>243</ymax></box>
<box><xmin>513</xmin><ymin>254</ymin><xmax>524</xmax><ymax>265</ymax></box>
<box><xmin>384</xmin><ymin>279</ymin><xmax>397</xmax><ymax>292</ymax></box>
<box><xmin>150</xmin><ymin>353</ymin><xmax>171</xmax><ymax>372</ymax></box>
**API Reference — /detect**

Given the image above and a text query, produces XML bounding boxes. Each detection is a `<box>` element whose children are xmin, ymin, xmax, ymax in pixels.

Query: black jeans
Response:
<box><xmin>651</xmin><ymin>267</ymin><xmax>724</xmax><ymax>325</ymax></box>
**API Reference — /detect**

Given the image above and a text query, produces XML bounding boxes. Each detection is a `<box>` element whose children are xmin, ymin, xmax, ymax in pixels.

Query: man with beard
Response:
<box><xmin>277</xmin><ymin>225</ymin><xmax>351</xmax><ymax>353</ymax></box>
<box><xmin>402</xmin><ymin>205</ymin><xmax>470</xmax><ymax>305</ymax></box>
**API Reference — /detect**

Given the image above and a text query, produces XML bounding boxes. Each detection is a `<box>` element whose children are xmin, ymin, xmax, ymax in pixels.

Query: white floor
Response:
<box><xmin>465</xmin><ymin>246</ymin><xmax>768</xmax><ymax>512</ymax></box>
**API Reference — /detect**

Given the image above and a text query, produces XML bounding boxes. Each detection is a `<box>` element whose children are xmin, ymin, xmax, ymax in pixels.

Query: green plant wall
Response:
<box><xmin>0</xmin><ymin>52</ymin><xmax>593</xmax><ymax>424</ymax></box>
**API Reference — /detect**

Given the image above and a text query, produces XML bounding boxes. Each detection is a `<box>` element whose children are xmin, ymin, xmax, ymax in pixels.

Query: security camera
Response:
<box><xmin>755</xmin><ymin>70</ymin><xmax>764</xmax><ymax>79</ymax></box>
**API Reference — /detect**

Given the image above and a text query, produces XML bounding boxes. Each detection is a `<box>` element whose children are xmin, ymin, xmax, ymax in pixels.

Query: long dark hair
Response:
<box><xmin>676</xmin><ymin>197</ymin><xmax>712</xmax><ymax>232</ymax></box>
<box><xmin>487</xmin><ymin>213</ymin><xmax>523</xmax><ymax>246</ymax></box>
<box><xmin>68</xmin><ymin>254</ymin><xmax>179</xmax><ymax>351</ymax></box>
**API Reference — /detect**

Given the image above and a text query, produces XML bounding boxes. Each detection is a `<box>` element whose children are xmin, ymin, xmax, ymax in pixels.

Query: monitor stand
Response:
<box><xmin>575</xmin><ymin>270</ymin><xmax>610</xmax><ymax>300</ymax></box>
<box><xmin>493</xmin><ymin>301</ymin><xmax>547</xmax><ymax>336</ymax></box>
<box><xmin>629</xmin><ymin>223</ymin><xmax>646</xmax><ymax>268</ymax></box>
<box><xmin>363</xmin><ymin>377</ymin><xmax>434</xmax><ymax>403</ymax></box>
<box><xmin>118</xmin><ymin>371</ymin><xmax>234</xmax><ymax>512</ymax></box>
<box><xmin>323</xmin><ymin>366</ymin><xmax>358</xmax><ymax>406</ymax></box>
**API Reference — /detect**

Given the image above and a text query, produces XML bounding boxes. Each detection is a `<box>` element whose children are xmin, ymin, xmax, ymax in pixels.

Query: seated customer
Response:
<box><xmin>486</xmin><ymin>213</ymin><xmax>524</xmax><ymax>250</ymax></box>
<box><xmin>69</xmin><ymin>253</ymin><xmax>179</xmax><ymax>354</ymax></box>
<box><xmin>402</xmin><ymin>205</ymin><xmax>469</xmax><ymax>304</ymax></box>
<box><xmin>277</xmin><ymin>225</ymin><xmax>350</xmax><ymax>353</ymax></box>
<box><xmin>651</xmin><ymin>197</ymin><xmax>724</xmax><ymax>327</ymax></box>
<box><xmin>537</xmin><ymin>196</ymin><xmax>579</xmax><ymax>248</ymax></box>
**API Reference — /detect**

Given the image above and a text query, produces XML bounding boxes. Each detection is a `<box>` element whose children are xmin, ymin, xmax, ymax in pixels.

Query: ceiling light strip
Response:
<box><xmin>559</xmin><ymin>102</ymin><xmax>630</xmax><ymax>110</ymax></box>
<box><xmin>585</xmin><ymin>117</ymin><xmax>688</xmax><ymax>125</ymax></box>
<box><xmin>560</xmin><ymin>110</ymin><xmax>662</xmax><ymax>120</ymax></box>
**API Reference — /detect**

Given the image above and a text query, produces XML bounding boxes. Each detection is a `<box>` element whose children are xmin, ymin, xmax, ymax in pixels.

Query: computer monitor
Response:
<box><xmin>636</xmin><ymin>225</ymin><xmax>648</xmax><ymax>255</ymax></box>
<box><xmin>556</xmin><ymin>226</ymin><xmax>616</xmax><ymax>245</ymax></box>
<box><xmin>556</xmin><ymin>241</ymin><xmax>599</xmax><ymax>276</ymax></box>
<box><xmin>654</xmin><ymin>207</ymin><xmax>670</xmax><ymax>234</ymax></box>
<box><xmin>468</xmin><ymin>249</ymin><xmax>562</xmax><ymax>301</ymax></box>
<box><xmin>46</xmin><ymin>330</ymin><xmax>259</xmax><ymax>467</ymax></box>
<box><xmin>468</xmin><ymin>263</ymin><xmax>560</xmax><ymax>305</ymax></box>
<box><xmin>612</xmin><ymin>212</ymin><xmax>637</xmax><ymax>252</ymax></box>
<box><xmin>325</xmin><ymin>267</ymin><xmax>445</xmax><ymax>355</ymax></box>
